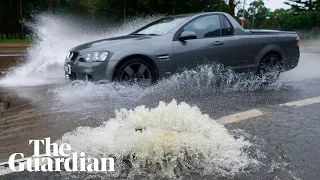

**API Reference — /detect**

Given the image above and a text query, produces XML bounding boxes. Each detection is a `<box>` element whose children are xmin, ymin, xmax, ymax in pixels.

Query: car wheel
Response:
<box><xmin>115</xmin><ymin>59</ymin><xmax>157</xmax><ymax>86</ymax></box>
<box><xmin>257</xmin><ymin>53</ymin><xmax>283</xmax><ymax>84</ymax></box>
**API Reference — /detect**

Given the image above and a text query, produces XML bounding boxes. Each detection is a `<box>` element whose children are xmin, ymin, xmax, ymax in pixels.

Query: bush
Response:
<box><xmin>281</xmin><ymin>11</ymin><xmax>320</xmax><ymax>31</ymax></box>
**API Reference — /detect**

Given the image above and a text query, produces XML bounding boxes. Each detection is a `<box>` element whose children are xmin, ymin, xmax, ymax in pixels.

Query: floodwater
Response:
<box><xmin>0</xmin><ymin>14</ymin><xmax>320</xmax><ymax>180</ymax></box>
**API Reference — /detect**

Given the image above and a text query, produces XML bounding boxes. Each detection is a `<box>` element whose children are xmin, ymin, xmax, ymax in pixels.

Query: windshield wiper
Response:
<box><xmin>131</xmin><ymin>33</ymin><xmax>145</xmax><ymax>35</ymax></box>
<box><xmin>146</xmin><ymin>33</ymin><xmax>160</xmax><ymax>36</ymax></box>
<box><xmin>131</xmin><ymin>33</ymin><xmax>160</xmax><ymax>36</ymax></box>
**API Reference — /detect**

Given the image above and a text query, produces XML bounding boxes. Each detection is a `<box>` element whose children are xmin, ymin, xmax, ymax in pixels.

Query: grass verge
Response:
<box><xmin>0</xmin><ymin>39</ymin><xmax>32</xmax><ymax>43</ymax></box>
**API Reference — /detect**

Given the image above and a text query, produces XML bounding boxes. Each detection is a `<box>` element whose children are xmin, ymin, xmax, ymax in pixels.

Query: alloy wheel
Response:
<box><xmin>119</xmin><ymin>62</ymin><xmax>153</xmax><ymax>86</ymax></box>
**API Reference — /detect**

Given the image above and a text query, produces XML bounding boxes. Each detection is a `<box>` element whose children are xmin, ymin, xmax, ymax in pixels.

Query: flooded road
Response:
<box><xmin>0</xmin><ymin>20</ymin><xmax>319</xmax><ymax>179</ymax></box>
<box><xmin>0</xmin><ymin>42</ymin><xmax>319</xmax><ymax>179</ymax></box>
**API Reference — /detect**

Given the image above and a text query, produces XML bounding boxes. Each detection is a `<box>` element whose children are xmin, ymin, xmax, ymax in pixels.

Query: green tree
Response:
<box><xmin>285</xmin><ymin>0</ymin><xmax>319</xmax><ymax>11</ymax></box>
<box><xmin>265</xmin><ymin>8</ymin><xmax>292</xmax><ymax>29</ymax></box>
<box><xmin>248</xmin><ymin>0</ymin><xmax>270</xmax><ymax>28</ymax></box>
<box><xmin>236</xmin><ymin>0</ymin><xmax>270</xmax><ymax>29</ymax></box>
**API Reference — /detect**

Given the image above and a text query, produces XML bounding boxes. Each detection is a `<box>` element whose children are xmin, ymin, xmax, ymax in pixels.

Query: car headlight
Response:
<box><xmin>66</xmin><ymin>52</ymin><xmax>74</xmax><ymax>60</ymax></box>
<box><xmin>81</xmin><ymin>52</ymin><xmax>110</xmax><ymax>62</ymax></box>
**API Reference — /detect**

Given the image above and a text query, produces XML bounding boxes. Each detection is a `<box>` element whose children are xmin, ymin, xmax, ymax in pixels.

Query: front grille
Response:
<box><xmin>68</xmin><ymin>73</ymin><xmax>93</xmax><ymax>81</ymax></box>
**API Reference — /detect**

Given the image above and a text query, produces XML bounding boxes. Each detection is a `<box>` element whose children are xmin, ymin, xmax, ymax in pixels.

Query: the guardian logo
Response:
<box><xmin>7</xmin><ymin>138</ymin><xmax>115</xmax><ymax>172</ymax></box>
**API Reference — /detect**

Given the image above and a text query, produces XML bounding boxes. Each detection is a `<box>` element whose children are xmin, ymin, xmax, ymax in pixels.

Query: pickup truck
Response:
<box><xmin>64</xmin><ymin>12</ymin><xmax>300</xmax><ymax>85</ymax></box>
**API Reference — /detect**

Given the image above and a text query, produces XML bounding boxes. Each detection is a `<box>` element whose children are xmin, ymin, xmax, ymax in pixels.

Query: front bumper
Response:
<box><xmin>64</xmin><ymin>58</ymin><xmax>118</xmax><ymax>83</ymax></box>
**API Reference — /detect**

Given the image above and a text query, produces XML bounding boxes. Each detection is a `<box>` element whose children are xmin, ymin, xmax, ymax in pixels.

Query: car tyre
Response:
<box><xmin>115</xmin><ymin>59</ymin><xmax>157</xmax><ymax>86</ymax></box>
<box><xmin>257</xmin><ymin>53</ymin><xmax>283</xmax><ymax>85</ymax></box>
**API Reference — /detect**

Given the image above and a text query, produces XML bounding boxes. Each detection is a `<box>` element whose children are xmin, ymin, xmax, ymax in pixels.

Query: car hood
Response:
<box><xmin>71</xmin><ymin>35</ymin><xmax>157</xmax><ymax>53</ymax></box>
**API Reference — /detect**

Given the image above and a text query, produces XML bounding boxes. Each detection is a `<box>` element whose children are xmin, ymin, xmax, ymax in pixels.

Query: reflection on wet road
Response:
<box><xmin>0</xmin><ymin>41</ymin><xmax>319</xmax><ymax>179</ymax></box>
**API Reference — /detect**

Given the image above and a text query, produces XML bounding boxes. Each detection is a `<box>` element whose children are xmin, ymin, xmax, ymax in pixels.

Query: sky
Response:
<box><xmin>235</xmin><ymin>0</ymin><xmax>291</xmax><ymax>13</ymax></box>
<box><xmin>264</xmin><ymin>0</ymin><xmax>291</xmax><ymax>10</ymax></box>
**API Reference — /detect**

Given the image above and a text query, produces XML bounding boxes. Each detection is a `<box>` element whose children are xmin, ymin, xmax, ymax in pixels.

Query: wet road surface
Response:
<box><xmin>0</xmin><ymin>42</ymin><xmax>319</xmax><ymax>179</ymax></box>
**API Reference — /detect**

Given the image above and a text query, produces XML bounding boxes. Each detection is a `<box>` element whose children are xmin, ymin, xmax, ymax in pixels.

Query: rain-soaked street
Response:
<box><xmin>0</xmin><ymin>17</ymin><xmax>319</xmax><ymax>179</ymax></box>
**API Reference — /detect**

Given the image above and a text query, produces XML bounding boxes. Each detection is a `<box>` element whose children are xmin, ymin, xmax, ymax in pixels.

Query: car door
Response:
<box><xmin>172</xmin><ymin>14</ymin><xmax>232</xmax><ymax>72</ymax></box>
<box><xmin>219</xmin><ymin>15</ymin><xmax>256</xmax><ymax>72</ymax></box>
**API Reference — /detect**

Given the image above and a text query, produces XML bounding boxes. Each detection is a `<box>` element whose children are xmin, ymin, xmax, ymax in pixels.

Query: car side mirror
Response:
<box><xmin>179</xmin><ymin>31</ymin><xmax>197</xmax><ymax>41</ymax></box>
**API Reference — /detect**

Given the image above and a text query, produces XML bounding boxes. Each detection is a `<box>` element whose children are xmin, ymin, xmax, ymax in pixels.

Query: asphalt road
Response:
<box><xmin>0</xmin><ymin>41</ymin><xmax>319</xmax><ymax>179</ymax></box>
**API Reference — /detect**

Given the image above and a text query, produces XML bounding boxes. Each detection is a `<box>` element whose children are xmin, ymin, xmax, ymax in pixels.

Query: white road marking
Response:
<box><xmin>217</xmin><ymin>109</ymin><xmax>264</xmax><ymax>124</ymax></box>
<box><xmin>218</xmin><ymin>96</ymin><xmax>320</xmax><ymax>124</ymax></box>
<box><xmin>280</xmin><ymin>96</ymin><xmax>320</xmax><ymax>107</ymax></box>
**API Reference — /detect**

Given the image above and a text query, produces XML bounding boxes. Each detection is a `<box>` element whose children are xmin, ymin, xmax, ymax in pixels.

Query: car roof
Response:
<box><xmin>168</xmin><ymin>12</ymin><xmax>224</xmax><ymax>18</ymax></box>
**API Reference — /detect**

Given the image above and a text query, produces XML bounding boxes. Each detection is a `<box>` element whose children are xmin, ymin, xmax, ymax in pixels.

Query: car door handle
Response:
<box><xmin>213</xmin><ymin>41</ymin><xmax>224</xmax><ymax>45</ymax></box>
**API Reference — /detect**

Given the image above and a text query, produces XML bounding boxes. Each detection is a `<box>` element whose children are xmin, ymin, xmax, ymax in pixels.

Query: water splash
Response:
<box><xmin>49</xmin><ymin>63</ymin><xmax>282</xmax><ymax>113</ymax></box>
<box><xmin>0</xmin><ymin>13</ymin><xmax>160</xmax><ymax>87</ymax></box>
<box><xmin>0</xmin><ymin>13</ymin><xmax>317</xmax><ymax>89</ymax></box>
<box><xmin>58</xmin><ymin>100</ymin><xmax>259</xmax><ymax>179</ymax></box>
<box><xmin>50</xmin><ymin>82</ymin><xmax>146</xmax><ymax>111</ymax></box>
<box><xmin>152</xmin><ymin>64</ymin><xmax>282</xmax><ymax>94</ymax></box>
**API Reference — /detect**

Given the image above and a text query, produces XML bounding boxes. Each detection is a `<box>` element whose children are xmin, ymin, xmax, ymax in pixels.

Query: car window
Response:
<box><xmin>222</xmin><ymin>15</ymin><xmax>234</xmax><ymax>36</ymax></box>
<box><xmin>183</xmin><ymin>15</ymin><xmax>221</xmax><ymax>39</ymax></box>
<box><xmin>132</xmin><ymin>17</ymin><xmax>188</xmax><ymax>36</ymax></box>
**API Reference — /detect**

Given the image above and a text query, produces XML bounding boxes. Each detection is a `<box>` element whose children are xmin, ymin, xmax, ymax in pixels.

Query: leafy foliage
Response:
<box><xmin>0</xmin><ymin>0</ymin><xmax>319</xmax><ymax>40</ymax></box>
<box><xmin>236</xmin><ymin>0</ymin><xmax>319</xmax><ymax>30</ymax></box>
<box><xmin>285</xmin><ymin>0</ymin><xmax>320</xmax><ymax>11</ymax></box>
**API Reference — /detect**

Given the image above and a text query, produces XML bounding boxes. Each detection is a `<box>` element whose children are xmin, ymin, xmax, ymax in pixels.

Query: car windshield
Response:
<box><xmin>131</xmin><ymin>17</ymin><xmax>189</xmax><ymax>36</ymax></box>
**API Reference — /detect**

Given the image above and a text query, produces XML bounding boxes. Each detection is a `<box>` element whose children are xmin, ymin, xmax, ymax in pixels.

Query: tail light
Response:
<box><xmin>296</xmin><ymin>38</ymin><xmax>300</xmax><ymax>48</ymax></box>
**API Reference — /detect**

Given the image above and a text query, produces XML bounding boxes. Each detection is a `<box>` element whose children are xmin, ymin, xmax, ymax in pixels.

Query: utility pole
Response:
<box><xmin>252</xmin><ymin>9</ymin><xmax>255</xmax><ymax>29</ymax></box>
<box><xmin>242</xmin><ymin>0</ymin><xmax>246</xmax><ymax>27</ymax></box>
<box><xmin>19</xmin><ymin>0</ymin><xmax>24</xmax><ymax>39</ymax></box>
<box><xmin>252</xmin><ymin>0</ymin><xmax>257</xmax><ymax>29</ymax></box>
<box><xmin>124</xmin><ymin>0</ymin><xmax>126</xmax><ymax>22</ymax></box>
<box><xmin>48</xmin><ymin>0</ymin><xmax>53</xmax><ymax>11</ymax></box>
